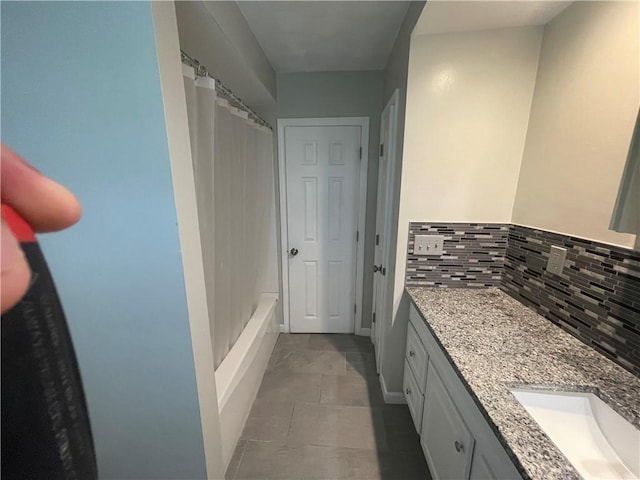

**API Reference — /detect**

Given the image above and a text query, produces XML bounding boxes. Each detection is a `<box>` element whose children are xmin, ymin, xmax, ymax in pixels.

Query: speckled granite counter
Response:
<box><xmin>406</xmin><ymin>286</ymin><xmax>640</xmax><ymax>480</ymax></box>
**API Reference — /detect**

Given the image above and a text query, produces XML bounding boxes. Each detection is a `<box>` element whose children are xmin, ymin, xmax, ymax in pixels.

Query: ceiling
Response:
<box><xmin>237</xmin><ymin>1</ymin><xmax>410</xmax><ymax>73</ymax></box>
<box><xmin>414</xmin><ymin>1</ymin><xmax>572</xmax><ymax>36</ymax></box>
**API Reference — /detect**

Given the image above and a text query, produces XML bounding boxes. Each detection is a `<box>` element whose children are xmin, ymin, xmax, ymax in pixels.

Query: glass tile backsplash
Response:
<box><xmin>405</xmin><ymin>222</ymin><xmax>640</xmax><ymax>377</ymax></box>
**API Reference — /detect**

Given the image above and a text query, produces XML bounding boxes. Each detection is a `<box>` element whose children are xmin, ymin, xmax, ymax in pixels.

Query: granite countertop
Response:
<box><xmin>406</xmin><ymin>286</ymin><xmax>640</xmax><ymax>480</ymax></box>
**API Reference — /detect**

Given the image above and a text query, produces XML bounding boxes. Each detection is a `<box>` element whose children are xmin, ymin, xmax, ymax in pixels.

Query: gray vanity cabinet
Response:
<box><xmin>405</xmin><ymin>303</ymin><xmax>523</xmax><ymax>480</ymax></box>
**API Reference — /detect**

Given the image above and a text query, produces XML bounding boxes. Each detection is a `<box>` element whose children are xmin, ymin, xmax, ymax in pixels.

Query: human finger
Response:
<box><xmin>1</xmin><ymin>144</ymin><xmax>82</xmax><ymax>232</ymax></box>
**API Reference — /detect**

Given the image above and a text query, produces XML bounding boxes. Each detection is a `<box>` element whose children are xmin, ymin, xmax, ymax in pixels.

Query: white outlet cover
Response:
<box><xmin>414</xmin><ymin>235</ymin><xmax>445</xmax><ymax>256</ymax></box>
<box><xmin>547</xmin><ymin>245</ymin><xmax>567</xmax><ymax>275</ymax></box>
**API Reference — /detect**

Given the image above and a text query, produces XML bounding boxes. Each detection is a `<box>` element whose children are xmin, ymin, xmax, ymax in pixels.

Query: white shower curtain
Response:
<box><xmin>183</xmin><ymin>68</ymin><xmax>276</xmax><ymax>368</ymax></box>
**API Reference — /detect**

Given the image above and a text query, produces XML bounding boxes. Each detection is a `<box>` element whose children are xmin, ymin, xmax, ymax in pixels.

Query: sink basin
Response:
<box><xmin>510</xmin><ymin>388</ymin><xmax>640</xmax><ymax>480</ymax></box>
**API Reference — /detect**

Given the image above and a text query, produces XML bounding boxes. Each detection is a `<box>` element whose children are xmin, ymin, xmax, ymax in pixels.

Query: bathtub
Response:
<box><xmin>215</xmin><ymin>293</ymin><xmax>279</xmax><ymax>468</ymax></box>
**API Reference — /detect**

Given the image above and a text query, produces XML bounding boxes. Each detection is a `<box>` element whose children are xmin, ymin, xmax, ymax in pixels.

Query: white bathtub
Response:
<box><xmin>215</xmin><ymin>293</ymin><xmax>279</xmax><ymax>468</ymax></box>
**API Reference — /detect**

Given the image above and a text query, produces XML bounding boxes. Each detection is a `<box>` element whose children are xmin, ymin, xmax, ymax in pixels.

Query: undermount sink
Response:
<box><xmin>510</xmin><ymin>388</ymin><xmax>640</xmax><ymax>480</ymax></box>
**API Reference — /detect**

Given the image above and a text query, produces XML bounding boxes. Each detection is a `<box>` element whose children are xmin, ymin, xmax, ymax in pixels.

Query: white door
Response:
<box><xmin>372</xmin><ymin>91</ymin><xmax>398</xmax><ymax>370</ymax></box>
<box><xmin>284</xmin><ymin>125</ymin><xmax>362</xmax><ymax>333</ymax></box>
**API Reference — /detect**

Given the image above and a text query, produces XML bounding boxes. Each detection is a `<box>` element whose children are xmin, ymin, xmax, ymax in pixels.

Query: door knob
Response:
<box><xmin>373</xmin><ymin>264</ymin><xmax>383</xmax><ymax>273</ymax></box>
<box><xmin>290</xmin><ymin>248</ymin><xmax>299</xmax><ymax>256</ymax></box>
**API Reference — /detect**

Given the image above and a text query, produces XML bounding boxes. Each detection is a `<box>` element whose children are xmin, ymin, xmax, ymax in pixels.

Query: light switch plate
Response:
<box><xmin>547</xmin><ymin>245</ymin><xmax>567</xmax><ymax>275</ymax></box>
<box><xmin>414</xmin><ymin>235</ymin><xmax>445</xmax><ymax>256</ymax></box>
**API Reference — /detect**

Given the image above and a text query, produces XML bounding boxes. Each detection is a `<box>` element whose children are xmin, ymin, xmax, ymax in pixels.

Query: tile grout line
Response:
<box><xmin>319</xmin><ymin>373</ymin><xmax>326</xmax><ymax>404</ymax></box>
<box><xmin>286</xmin><ymin>401</ymin><xmax>297</xmax><ymax>440</ymax></box>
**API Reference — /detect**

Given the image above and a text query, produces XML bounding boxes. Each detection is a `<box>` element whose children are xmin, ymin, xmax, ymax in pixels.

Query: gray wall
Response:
<box><xmin>379</xmin><ymin>2</ymin><xmax>426</xmax><ymax>392</ymax></box>
<box><xmin>277</xmin><ymin>71</ymin><xmax>385</xmax><ymax>330</ymax></box>
<box><xmin>175</xmin><ymin>1</ymin><xmax>276</xmax><ymax>110</ymax></box>
<box><xmin>200</xmin><ymin>1</ymin><xmax>277</xmax><ymax>99</ymax></box>
<box><xmin>1</xmin><ymin>2</ymin><xmax>207</xmax><ymax>478</ymax></box>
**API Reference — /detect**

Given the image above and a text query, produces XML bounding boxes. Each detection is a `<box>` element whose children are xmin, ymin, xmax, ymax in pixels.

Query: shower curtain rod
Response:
<box><xmin>181</xmin><ymin>50</ymin><xmax>272</xmax><ymax>130</ymax></box>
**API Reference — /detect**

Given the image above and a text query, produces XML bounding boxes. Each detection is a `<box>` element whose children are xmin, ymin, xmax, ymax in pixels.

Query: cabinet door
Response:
<box><xmin>421</xmin><ymin>362</ymin><xmax>475</xmax><ymax>480</ymax></box>
<box><xmin>470</xmin><ymin>444</ymin><xmax>521</xmax><ymax>480</ymax></box>
<box><xmin>403</xmin><ymin>360</ymin><xmax>424</xmax><ymax>432</ymax></box>
<box><xmin>469</xmin><ymin>451</ymin><xmax>496</xmax><ymax>480</ymax></box>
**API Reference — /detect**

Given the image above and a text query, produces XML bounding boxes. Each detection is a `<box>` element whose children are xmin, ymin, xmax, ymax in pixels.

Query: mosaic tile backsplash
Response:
<box><xmin>405</xmin><ymin>221</ymin><xmax>640</xmax><ymax>376</ymax></box>
<box><xmin>406</xmin><ymin>223</ymin><xmax>509</xmax><ymax>287</ymax></box>
<box><xmin>502</xmin><ymin>224</ymin><xmax>640</xmax><ymax>377</ymax></box>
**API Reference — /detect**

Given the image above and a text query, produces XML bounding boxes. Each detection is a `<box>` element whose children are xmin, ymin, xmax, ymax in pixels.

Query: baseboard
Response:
<box><xmin>356</xmin><ymin>328</ymin><xmax>371</xmax><ymax>337</ymax></box>
<box><xmin>379</xmin><ymin>372</ymin><xmax>406</xmax><ymax>404</ymax></box>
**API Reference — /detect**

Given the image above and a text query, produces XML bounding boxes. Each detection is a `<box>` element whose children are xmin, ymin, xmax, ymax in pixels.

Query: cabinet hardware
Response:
<box><xmin>405</xmin><ymin>388</ymin><xmax>411</xmax><ymax>395</ymax></box>
<box><xmin>409</xmin><ymin>350</ymin><xmax>415</xmax><ymax>357</ymax></box>
<box><xmin>454</xmin><ymin>441</ymin><xmax>464</xmax><ymax>453</ymax></box>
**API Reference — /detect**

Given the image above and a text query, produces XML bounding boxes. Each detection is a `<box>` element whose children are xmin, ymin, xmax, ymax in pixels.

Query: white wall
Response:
<box><xmin>152</xmin><ymin>3</ymin><xmax>225</xmax><ymax>477</ymax></box>
<box><xmin>379</xmin><ymin>0</ymin><xmax>425</xmax><ymax>395</ymax></box>
<box><xmin>383</xmin><ymin>26</ymin><xmax>543</xmax><ymax>392</ymax></box>
<box><xmin>512</xmin><ymin>1</ymin><xmax>639</xmax><ymax>249</ymax></box>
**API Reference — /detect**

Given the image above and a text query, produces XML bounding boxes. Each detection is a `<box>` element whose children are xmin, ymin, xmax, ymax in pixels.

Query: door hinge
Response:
<box><xmin>372</xmin><ymin>312</ymin><xmax>376</xmax><ymax>324</ymax></box>
<box><xmin>379</xmin><ymin>144</ymin><xmax>384</xmax><ymax>157</ymax></box>
<box><xmin>375</xmin><ymin>233</ymin><xmax>380</xmax><ymax>246</ymax></box>
<box><xmin>356</xmin><ymin>230</ymin><xmax>359</xmax><ymax>242</ymax></box>
<box><xmin>354</xmin><ymin>304</ymin><xmax>357</xmax><ymax>315</ymax></box>
<box><xmin>359</xmin><ymin>147</ymin><xmax>362</xmax><ymax>159</ymax></box>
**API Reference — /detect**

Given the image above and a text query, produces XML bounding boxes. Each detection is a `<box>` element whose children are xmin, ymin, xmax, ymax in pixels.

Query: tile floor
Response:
<box><xmin>226</xmin><ymin>334</ymin><xmax>432</xmax><ymax>480</ymax></box>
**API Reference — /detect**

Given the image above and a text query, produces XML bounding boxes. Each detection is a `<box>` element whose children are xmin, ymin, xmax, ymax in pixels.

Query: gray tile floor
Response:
<box><xmin>226</xmin><ymin>334</ymin><xmax>431</xmax><ymax>480</ymax></box>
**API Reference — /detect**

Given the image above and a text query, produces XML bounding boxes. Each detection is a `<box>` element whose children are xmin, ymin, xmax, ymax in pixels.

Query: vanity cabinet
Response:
<box><xmin>403</xmin><ymin>359</ymin><xmax>424</xmax><ymax>432</ymax></box>
<box><xmin>403</xmin><ymin>321</ymin><xmax>429</xmax><ymax>431</ymax></box>
<box><xmin>469</xmin><ymin>447</ymin><xmax>500</xmax><ymax>480</ymax></box>
<box><xmin>421</xmin><ymin>361</ymin><xmax>475</xmax><ymax>479</ymax></box>
<box><xmin>404</xmin><ymin>302</ymin><xmax>522</xmax><ymax>480</ymax></box>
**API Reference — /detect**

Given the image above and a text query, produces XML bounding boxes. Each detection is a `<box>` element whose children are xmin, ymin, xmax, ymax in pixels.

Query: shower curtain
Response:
<box><xmin>183</xmin><ymin>68</ymin><xmax>276</xmax><ymax>368</ymax></box>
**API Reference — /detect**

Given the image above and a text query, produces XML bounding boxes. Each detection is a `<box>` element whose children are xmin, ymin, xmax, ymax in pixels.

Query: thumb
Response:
<box><xmin>1</xmin><ymin>219</ymin><xmax>31</xmax><ymax>313</ymax></box>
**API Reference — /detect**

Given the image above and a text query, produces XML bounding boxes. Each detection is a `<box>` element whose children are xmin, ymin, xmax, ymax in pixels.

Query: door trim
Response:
<box><xmin>277</xmin><ymin>117</ymin><xmax>370</xmax><ymax>334</ymax></box>
<box><xmin>375</xmin><ymin>89</ymin><xmax>400</xmax><ymax>371</ymax></box>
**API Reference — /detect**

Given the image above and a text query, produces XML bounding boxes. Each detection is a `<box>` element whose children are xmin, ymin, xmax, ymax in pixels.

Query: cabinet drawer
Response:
<box><xmin>406</xmin><ymin>322</ymin><xmax>428</xmax><ymax>393</ymax></box>
<box><xmin>403</xmin><ymin>359</ymin><xmax>424</xmax><ymax>433</ymax></box>
<box><xmin>421</xmin><ymin>361</ymin><xmax>475</xmax><ymax>480</ymax></box>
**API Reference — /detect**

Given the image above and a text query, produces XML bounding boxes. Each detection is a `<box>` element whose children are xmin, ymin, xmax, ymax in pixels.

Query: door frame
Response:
<box><xmin>373</xmin><ymin>89</ymin><xmax>400</xmax><ymax>371</ymax></box>
<box><xmin>277</xmin><ymin>117</ymin><xmax>370</xmax><ymax>335</ymax></box>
